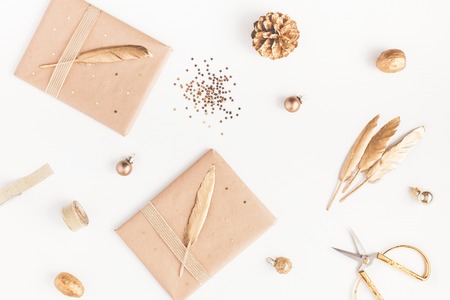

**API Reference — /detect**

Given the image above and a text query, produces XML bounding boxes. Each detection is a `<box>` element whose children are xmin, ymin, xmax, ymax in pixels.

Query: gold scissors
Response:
<box><xmin>332</xmin><ymin>230</ymin><xmax>431</xmax><ymax>300</ymax></box>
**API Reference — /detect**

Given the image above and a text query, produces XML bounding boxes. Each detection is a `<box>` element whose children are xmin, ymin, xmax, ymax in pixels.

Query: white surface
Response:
<box><xmin>0</xmin><ymin>0</ymin><xmax>449</xmax><ymax>299</ymax></box>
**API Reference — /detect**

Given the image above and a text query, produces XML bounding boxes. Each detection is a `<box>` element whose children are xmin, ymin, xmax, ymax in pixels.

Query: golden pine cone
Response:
<box><xmin>251</xmin><ymin>12</ymin><xmax>300</xmax><ymax>60</ymax></box>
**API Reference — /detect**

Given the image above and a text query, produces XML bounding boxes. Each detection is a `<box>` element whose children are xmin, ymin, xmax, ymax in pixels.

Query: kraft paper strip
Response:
<box><xmin>141</xmin><ymin>202</ymin><xmax>210</xmax><ymax>285</ymax></box>
<box><xmin>0</xmin><ymin>164</ymin><xmax>54</xmax><ymax>206</ymax></box>
<box><xmin>45</xmin><ymin>5</ymin><xmax>101</xmax><ymax>97</ymax></box>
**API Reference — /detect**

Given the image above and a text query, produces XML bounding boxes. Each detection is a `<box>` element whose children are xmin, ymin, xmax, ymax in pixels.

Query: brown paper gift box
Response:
<box><xmin>15</xmin><ymin>0</ymin><xmax>171</xmax><ymax>136</ymax></box>
<box><xmin>116</xmin><ymin>149</ymin><xmax>276</xmax><ymax>300</ymax></box>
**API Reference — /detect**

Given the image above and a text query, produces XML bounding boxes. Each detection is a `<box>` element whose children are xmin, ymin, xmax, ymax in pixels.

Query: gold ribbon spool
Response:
<box><xmin>62</xmin><ymin>201</ymin><xmax>89</xmax><ymax>232</ymax></box>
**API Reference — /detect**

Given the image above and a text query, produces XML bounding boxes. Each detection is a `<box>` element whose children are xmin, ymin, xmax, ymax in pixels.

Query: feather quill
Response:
<box><xmin>40</xmin><ymin>45</ymin><xmax>151</xmax><ymax>69</ymax></box>
<box><xmin>326</xmin><ymin>115</ymin><xmax>380</xmax><ymax>210</ymax></box>
<box><xmin>340</xmin><ymin>126</ymin><xmax>425</xmax><ymax>202</ymax></box>
<box><xmin>367</xmin><ymin>126</ymin><xmax>425</xmax><ymax>182</ymax></box>
<box><xmin>343</xmin><ymin>116</ymin><xmax>401</xmax><ymax>191</ymax></box>
<box><xmin>179</xmin><ymin>165</ymin><xmax>216</xmax><ymax>277</ymax></box>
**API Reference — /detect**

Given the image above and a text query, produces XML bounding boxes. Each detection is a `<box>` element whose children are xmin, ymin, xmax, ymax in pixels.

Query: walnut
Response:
<box><xmin>54</xmin><ymin>272</ymin><xmax>84</xmax><ymax>298</ymax></box>
<box><xmin>376</xmin><ymin>49</ymin><xmax>406</xmax><ymax>73</ymax></box>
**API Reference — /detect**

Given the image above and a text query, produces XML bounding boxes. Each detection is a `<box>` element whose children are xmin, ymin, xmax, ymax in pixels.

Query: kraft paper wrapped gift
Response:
<box><xmin>116</xmin><ymin>149</ymin><xmax>276</xmax><ymax>300</ymax></box>
<box><xmin>15</xmin><ymin>0</ymin><xmax>171</xmax><ymax>135</ymax></box>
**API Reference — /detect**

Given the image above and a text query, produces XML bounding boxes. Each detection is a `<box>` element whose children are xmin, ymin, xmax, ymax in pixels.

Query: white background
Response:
<box><xmin>0</xmin><ymin>0</ymin><xmax>449</xmax><ymax>299</ymax></box>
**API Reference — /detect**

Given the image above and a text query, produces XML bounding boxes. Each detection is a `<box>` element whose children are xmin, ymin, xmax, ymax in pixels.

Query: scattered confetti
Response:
<box><xmin>173</xmin><ymin>57</ymin><xmax>241</xmax><ymax>135</ymax></box>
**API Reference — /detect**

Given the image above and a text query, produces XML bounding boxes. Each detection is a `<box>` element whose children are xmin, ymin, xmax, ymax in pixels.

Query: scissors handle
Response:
<box><xmin>359</xmin><ymin>270</ymin><xmax>384</xmax><ymax>300</ymax></box>
<box><xmin>378</xmin><ymin>245</ymin><xmax>431</xmax><ymax>281</ymax></box>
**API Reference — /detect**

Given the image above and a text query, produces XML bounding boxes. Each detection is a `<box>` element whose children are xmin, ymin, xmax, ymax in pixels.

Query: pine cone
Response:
<box><xmin>251</xmin><ymin>12</ymin><xmax>300</xmax><ymax>60</ymax></box>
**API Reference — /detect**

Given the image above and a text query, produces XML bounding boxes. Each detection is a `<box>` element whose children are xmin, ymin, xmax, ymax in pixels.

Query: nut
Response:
<box><xmin>376</xmin><ymin>49</ymin><xmax>406</xmax><ymax>73</ymax></box>
<box><xmin>54</xmin><ymin>272</ymin><xmax>84</xmax><ymax>298</ymax></box>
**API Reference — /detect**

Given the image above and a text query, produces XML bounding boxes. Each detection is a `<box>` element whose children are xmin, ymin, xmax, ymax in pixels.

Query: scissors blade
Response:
<box><xmin>332</xmin><ymin>247</ymin><xmax>364</xmax><ymax>263</ymax></box>
<box><xmin>349</xmin><ymin>228</ymin><xmax>367</xmax><ymax>256</ymax></box>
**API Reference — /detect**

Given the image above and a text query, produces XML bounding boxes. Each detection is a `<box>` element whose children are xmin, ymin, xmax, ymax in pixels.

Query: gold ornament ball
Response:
<box><xmin>410</xmin><ymin>187</ymin><xmax>433</xmax><ymax>205</ymax></box>
<box><xmin>376</xmin><ymin>49</ymin><xmax>406</xmax><ymax>73</ymax></box>
<box><xmin>418</xmin><ymin>191</ymin><xmax>433</xmax><ymax>205</ymax></box>
<box><xmin>284</xmin><ymin>96</ymin><xmax>302</xmax><ymax>113</ymax></box>
<box><xmin>273</xmin><ymin>257</ymin><xmax>293</xmax><ymax>274</ymax></box>
<box><xmin>116</xmin><ymin>160</ymin><xmax>132</xmax><ymax>176</ymax></box>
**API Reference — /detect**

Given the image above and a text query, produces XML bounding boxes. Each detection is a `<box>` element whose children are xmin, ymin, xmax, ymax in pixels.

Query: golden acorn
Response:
<box><xmin>251</xmin><ymin>12</ymin><xmax>300</xmax><ymax>60</ymax></box>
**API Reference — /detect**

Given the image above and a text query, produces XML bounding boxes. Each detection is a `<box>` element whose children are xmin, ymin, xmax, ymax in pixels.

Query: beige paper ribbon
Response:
<box><xmin>0</xmin><ymin>164</ymin><xmax>54</xmax><ymax>206</ymax></box>
<box><xmin>141</xmin><ymin>202</ymin><xmax>210</xmax><ymax>285</ymax></box>
<box><xmin>45</xmin><ymin>5</ymin><xmax>101</xmax><ymax>98</ymax></box>
<box><xmin>62</xmin><ymin>201</ymin><xmax>89</xmax><ymax>231</ymax></box>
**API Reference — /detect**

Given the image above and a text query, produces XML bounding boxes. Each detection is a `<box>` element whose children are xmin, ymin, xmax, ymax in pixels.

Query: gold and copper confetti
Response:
<box><xmin>173</xmin><ymin>58</ymin><xmax>240</xmax><ymax>134</ymax></box>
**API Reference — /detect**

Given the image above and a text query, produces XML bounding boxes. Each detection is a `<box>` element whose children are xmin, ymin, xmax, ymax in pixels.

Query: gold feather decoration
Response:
<box><xmin>179</xmin><ymin>165</ymin><xmax>216</xmax><ymax>277</ymax></box>
<box><xmin>326</xmin><ymin>115</ymin><xmax>380</xmax><ymax>210</ymax></box>
<box><xmin>40</xmin><ymin>45</ymin><xmax>152</xmax><ymax>69</ymax></box>
<box><xmin>340</xmin><ymin>126</ymin><xmax>425</xmax><ymax>202</ymax></box>
<box><xmin>342</xmin><ymin>116</ymin><xmax>401</xmax><ymax>192</ymax></box>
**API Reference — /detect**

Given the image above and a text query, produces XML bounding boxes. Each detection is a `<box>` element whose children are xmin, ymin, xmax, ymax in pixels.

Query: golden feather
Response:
<box><xmin>179</xmin><ymin>165</ymin><xmax>216</xmax><ymax>277</ymax></box>
<box><xmin>40</xmin><ymin>45</ymin><xmax>152</xmax><ymax>69</ymax></box>
<box><xmin>340</xmin><ymin>126</ymin><xmax>425</xmax><ymax>202</ymax></box>
<box><xmin>343</xmin><ymin>116</ymin><xmax>400</xmax><ymax>191</ymax></box>
<box><xmin>358</xmin><ymin>116</ymin><xmax>401</xmax><ymax>173</ymax></box>
<box><xmin>326</xmin><ymin>115</ymin><xmax>380</xmax><ymax>210</ymax></box>
<box><xmin>367</xmin><ymin>126</ymin><xmax>425</xmax><ymax>182</ymax></box>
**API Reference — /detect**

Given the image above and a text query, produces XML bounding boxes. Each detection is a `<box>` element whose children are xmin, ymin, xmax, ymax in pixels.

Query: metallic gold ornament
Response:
<box><xmin>284</xmin><ymin>96</ymin><xmax>302</xmax><ymax>113</ymax></box>
<box><xmin>116</xmin><ymin>154</ymin><xmax>134</xmax><ymax>176</ymax></box>
<box><xmin>266</xmin><ymin>257</ymin><xmax>292</xmax><ymax>274</ymax></box>
<box><xmin>410</xmin><ymin>187</ymin><xmax>433</xmax><ymax>205</ymax></box>
<box><xmin>376</xmin><ymin>49</ymin><xmax>406</xmax><ymax>73</ymax></box>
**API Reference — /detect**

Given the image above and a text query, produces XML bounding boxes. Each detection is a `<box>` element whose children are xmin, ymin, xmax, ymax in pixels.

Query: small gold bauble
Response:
<box><xmin>410</xmin><ymin>187</ymin><xmax>433</xmax><ymax>205</ymax></box>
<box><xmin>267</xmin><ymin>257</ymin><xmax>293</xmax><ymax>274</ymax></box>
<box><xmin>376</xmin><ymin>49</ymin><xmax>406</xmax><ymax>73</ymax></box>
<box><xmin>116</xmin><ymin>155</ymin><xmax>134</xmax><ymax>176</ymax></box>
<box><xmin>284</xmin><ymin>96</ymin><xmax>302</xmax><ymax>113</ymax></box>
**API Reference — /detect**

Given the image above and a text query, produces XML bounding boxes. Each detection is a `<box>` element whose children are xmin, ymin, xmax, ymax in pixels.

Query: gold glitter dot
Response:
<box><xmin>91</xmin><ymin>74</ymin><xmax>95</xmax><ymax>78</ymax></box>
<box><xmin>248</xmin><ymin>225</ymin><xmax>253</xmax><ymax>230</ymax></box>
<box><xmin>31</xmin><ymin>72</ymin><xmax>36</xmax><ymax>75</ymax></box>
<box><xmin>126</xmin><ymin>91</ymin><xmax>130</xmax><ymax>95</ymax></box>
<box><xmin>71</xmin><ymin>91</ymin><xmax>75</xmax><ymax>94</ymax></box>
<box><xmin>53</xmin><ymin>27</ymin><xmax>57</xmax><ymax>31</ymax></box>
<box><xmin>104</xmin><ymin>33</ymin><xmax>107</xmax><ymax>37</ymax></box>
<box><xmin>95</xmin><ymin>102</ymin><xmax>99</xmax><ymax>106</ymax></box>
<box><xmin>67</xmin><ymin>16</ymin><xmax>71</xmax><ymax>20</ymax></box>
<box><xmin>52</xmin><ymin>53</ymin><xmax>56</xmax><ymax>56</ymax></box>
